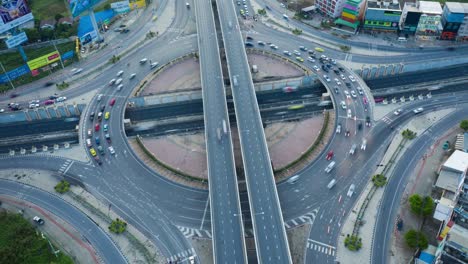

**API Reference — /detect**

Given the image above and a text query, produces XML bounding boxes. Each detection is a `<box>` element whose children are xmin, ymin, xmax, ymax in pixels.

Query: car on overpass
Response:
<box><xmin>315</xmin><ymin>47</ymin><xmax>324</xmax><ymax>52</ymax></box>
<box><xmin>413</xmin><ymin>107</ymin><xmax>424</xmax><ymax>114</ymax></box>
<box><xmin>296</xmin><ymin>57</ymin><xmax>304</xmax><ymax>62</ymax></box>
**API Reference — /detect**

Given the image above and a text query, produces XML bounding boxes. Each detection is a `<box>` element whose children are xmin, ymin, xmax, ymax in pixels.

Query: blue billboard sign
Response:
<box><xmin>0</xmin><ymin>0</ymin><xmax>34</xmax><ymax>34</ymax></box>
<box><xmin>5</xmin><ymin>31</ymin><xmax>28</xmax><ymax>48</ymax></box>
<box><xmin>62</xmin><ymin>50</ymin><xmax>75</xmax><ymax>60</ymax></box>
<box><xmin>0</xmin><ymin>64</ymin><xmax>30</xmax><ymax>84</ymax></box>
<box><xmin>69</xmin><ymin>0</ymin><xmax>101</xmax><ymax>17</ymax></box>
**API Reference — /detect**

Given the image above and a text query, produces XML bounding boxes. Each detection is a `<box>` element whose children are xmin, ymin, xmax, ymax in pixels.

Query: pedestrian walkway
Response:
<box><xmin>335</xmin><ymin>107</ymin><xmax>456</xmax><ymax>264</ymax></box>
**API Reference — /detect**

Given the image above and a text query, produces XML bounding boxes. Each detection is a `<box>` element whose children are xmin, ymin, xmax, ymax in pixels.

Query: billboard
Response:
<box><xmin>129</xmin><ymin>0</ymin><xmax>146</xmax><ymax>10</ymax></box>
<box><xmin>0</xmin><ymin>0</ymin><xmax>34</xmax><ymax>34</ymax></box>
<box><xmin>5</xmin><ymin>31</ymin><xmax>28</xmax><ymax>48</ymax></box>
<box><xmin>111</xmin><ymin>1</ymin><xmax>130</xmax><ymax>13</ymax></box>
<box><xmin>69</xmin><ymin>0</ymin><xmax>101</xmax><ymax>17</ymax></box>
<box><xmin>0</xmin><ymin>64</ymin><xmax>30</xmax><ymax>84</ymax></box>
<box><xmin>27</xmin><ymin>51</ymin><xmax>61</xmax><ymax>71</ymax></box>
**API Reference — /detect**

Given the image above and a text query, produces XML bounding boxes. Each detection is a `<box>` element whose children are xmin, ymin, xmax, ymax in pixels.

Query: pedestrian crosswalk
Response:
<box><xmin>307</xmin><ymin>239</ymin><xmax>336</xmax><ymax>256</ymax></box>
<box><xmin>177</xmin><ymin>226</ymin><xmax>212</xmax><ymax>239</ymax></box>
<box><xmin>58</xmin><ymin>159</ymin><xmax>73</xmax><ymax>174</ymax></box>
<box><xmin>382</xmin><ymin>116</ymin><xmax>393</xmax><ymax>124</ymax></box>
<box><xmin>284</xmin><ymin>208</ymin><xmax>319</xmax><ymax>229</ymax></box>
<box><xmin>166</xmin><ymin>248</ymin><xmax>196</xmax><ymax>263</ymax></box>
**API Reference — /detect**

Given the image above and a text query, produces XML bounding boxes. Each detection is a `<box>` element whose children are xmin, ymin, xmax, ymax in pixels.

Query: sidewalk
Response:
<box><xmin>335</xmin><ymin>106</ymin><xmax>455</xmax><ymax>264</ymax></box>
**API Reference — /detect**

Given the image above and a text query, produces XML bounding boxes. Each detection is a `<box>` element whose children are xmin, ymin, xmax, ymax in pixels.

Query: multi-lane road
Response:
<box><xmin>194</xmin><ymin>0</ymin><xmax>248</xmax><ymax>261</ymax></box>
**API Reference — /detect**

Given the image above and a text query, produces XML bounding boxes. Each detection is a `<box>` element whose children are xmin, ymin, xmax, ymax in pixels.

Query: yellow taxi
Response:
<box><xmin>295</xmin><ymin>57</ymin><xmax>304</xmax><ymax>62</ymax></box>
<box><xmin>315</xmin><ymin>47</ymin><xmax>325</xmax><ymax>52</ymax></box>
<box><xmin>90</xmin><ymin>148</ymin><xmax>97</xmax><ymax>157</ymax></box>
<box><xmin>104</xmin><ymin>111</ymin><xmax>110</xmax><ymax>120</ymax></box>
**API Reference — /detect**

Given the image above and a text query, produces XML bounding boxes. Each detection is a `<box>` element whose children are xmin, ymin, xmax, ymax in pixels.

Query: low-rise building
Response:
<box><xmin>363</xmin><ymin>0</ymin><xmax>401</xmax><ymax>32</ymax></box>
<box><xmin>456</xmin><ymin>3</ymin><xmax>468</xmax><ymax>42</ymax></box>
<box><xmin>335</xmin><ymin>0</ymin><xmax>367</xmax><ymax>33</ymax></box>
<box><xmin>315</xmin><ymin>0</ymin><xmax>347</xmax><ymax>18</ymax></box>
<box><xmin>399</xmin><ymin>1</ymin><xmax>443</xmax><ymax>39</ymax></box>
<box><xmin>434</xmin><ymin>223</ymin><xmax>468</xmax><ymax>263</ymax></box>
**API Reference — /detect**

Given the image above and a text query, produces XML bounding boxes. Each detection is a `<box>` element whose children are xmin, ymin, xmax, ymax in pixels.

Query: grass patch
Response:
<box><xmin>135</xmin><ymin>135</ymin><xmax>207</xmax><ymax>183</ymax></box>
<box><xmin>29</xmin><ymin>0</ymin><xmax>69</xmax><ymax>21</ymax></box>
<box><xmin>0</xmin><ymin>211</ymin><xmax>74</xmax><ymax>263</ymax></box>
<box><xmin>275</xmin><ymin>112</ymin><xmax>330</xmax><ymax>174</ymax></box>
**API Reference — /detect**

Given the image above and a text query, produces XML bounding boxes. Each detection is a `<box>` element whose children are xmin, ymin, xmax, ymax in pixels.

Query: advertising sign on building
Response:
<box><xmin>129</xmin><ymin>0</ymin><xmax>146</xmax><ymax>10</ymax></box>
<box><xmin>69</xmin><ymin>0</ymin><xmax>101</xmax><ymax>17</ymax></box>
<box><xmin>27</xmin><ymin>51</ymin><xmax>61</xmax><ymax>71</ymax></box>
<box><xmin>0</xmin><ymin>0</ymin><xmax>34</xmax><ymax>34</ymax></box>
<box><xmin>0</xmin><ymin>64</ymin><xmax>30</xmax><ymax>84</ymax></box>
<box><xmin>5</xmin><ymin>31</ymin><xmax>28</xmax><ymax>48</ymax></box>
<box><xmin>111</xmin><ymin>1</ymin><xmax>130</xmax><ymax>13</ymax></box>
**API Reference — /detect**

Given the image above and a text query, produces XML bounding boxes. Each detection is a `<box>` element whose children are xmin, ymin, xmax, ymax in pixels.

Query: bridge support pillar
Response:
<box><xmin>20</xmin><ymin>148</ymin><xmax>26</xmax><ymax>155</ymax></box>
<box><xmin>64</xmin><ymin>143</ymin><xmax>70</xmax><ymax>149</ymax></box>
<box><xmin>9</xmin><ymin>150</ymin><xmax>15</xmax><ymax>156</ymax></box>
<box><xmin>54</xmin><ymin>144</ymin><xmax>59</xmax><ymax>150</ymax></box>
<box><xmin>43</xmin><ymin>145</ymin><xmax>48</xmax><ymax>152</ymax></box>
<box><xmin>31</xmin><ymin>146</ymin><xmax>37</xmax><ymax>153</ymax></box>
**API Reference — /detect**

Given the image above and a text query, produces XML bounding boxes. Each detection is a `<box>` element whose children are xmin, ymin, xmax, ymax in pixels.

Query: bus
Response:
<box><xmin>288</xmin><ymin>104</ymin><xmax>305</xmax><ymax>110</ymax></box>
<box><xmin>374</xmin><ymin>97</ymin><xmax>384</xmax><ymax>103</ymax></box>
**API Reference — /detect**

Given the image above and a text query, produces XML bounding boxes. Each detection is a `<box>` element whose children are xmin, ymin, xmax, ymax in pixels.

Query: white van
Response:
<box><xmin>150</xmin><ymin>62</ymin><xmax>159</xmax><ymax>69</ymax></box>
<box><xmin>327</xmin><ymin>179</ymin><xmax>337</xmax><ymax>189</ymax></box>
<box><xmin>115</xmin><ymin>78</ymin><xmax>123</xmax><ymax>85</ymax></box>
<box><xmin>283</xmin><ymin>14</ymin><xmax>289</xmax><ymax>20</ymax></box>
<box><xmin>398</xmin><ymin>37</ymin><xmax>407</xmax><ymax>42</ymax></box>
<box><xmin>347</xmin><ymin>184</ymin><xmax>355</xmax><ymax>197</ymax></box>
<box><xmin>325</xmin><ymin>161</ymin><xmax>336</xmax><ymax>173</ymax></box>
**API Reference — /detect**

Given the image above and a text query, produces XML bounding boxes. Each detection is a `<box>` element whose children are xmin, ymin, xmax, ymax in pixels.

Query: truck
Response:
<box><xmin>324</xmin><ymin>161</ymin><xmax>336</xmax><ymax>173</ymax></box>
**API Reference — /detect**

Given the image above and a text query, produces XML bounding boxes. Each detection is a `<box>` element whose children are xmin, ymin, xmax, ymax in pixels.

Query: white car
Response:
<box><xmin>394</xmin><ymin>109</ymin><xmax>403</xmax><ymax>115</ymax></box>
<box><xmin>29</xmin><ymin>103</ymin><xmax>39</xmax><ymax>109</ymax></box>
<box><xmin>349</xmin><ymin>75</ymin><xmax>356</xmax><ymax>82</ymax></box>
<box><xmin>117</xmin><ymin>70</ymin><xmax>124</xmax><ymax>77</ymax></box>
<box><xmin>115</xmin><ymin>78</ymin><xmax>123</xmax><ymax>85</ymax></box>
<box><xmin>56</xmin><ymin>96</ymin><xmax>67</xmax><ymax>102</ymax></box>
<box><xmin>307</xmin><ymin>57</ymin><xmax>315</xmax><ymax>62</ymax></box>
<box><xmin>361</xmin><ymin>139</ymin><xmax>367</xmax><ymax>150</ymax></box>
<box><xmin>108</xmin><ymin>146</ymin><xmax>116</xmax><ymax>155</ymax></box>
<box><xmin>344</xmin><ymin>90</ymin><xmax>350</xmax><ymax>98</ymax></box>
<box><xmin>97</xmin><ymin>94</ymin><xmax>103</xmax><ymax>102</ymax></box>
<box><xmin>347</xmin><ymin>109</ymin><xmax>352</xmax><ymax>118</ymax></box>
<box><xmin>323</xmin><ymin>75</ymin><xmax>331</xmax><ymax>82</ymax></box>
<box><xmin>347</xmin><ymin>184</ymin><xmax>355</xmax><ymax>197</ymax></box>
<box><xmin>320</xmin><ymin>55</ymin><xmax>327</xmax><ymax>59</ymax></box>
<box><xmin>71</xmin><ymin>68</ymin><xmax>83</xmax><ymax>75</ymax></box>
<box><xmin>340</xmin><ymin>101</ymin><xmax>347</xmax><ymax>110</ymax></box>
<box><xmin>86</xmin><ymin>138</ymin><xmax>92</xmax><ymax>148</ymax></box>
<box><xmin>33</xmin><ymin>216</ymin><xmax>45</xmax><ymax>225</ymax></box>
<box><xmin>340</xmin><ymin>74</ymin><xmax>346</xmax><ymax>80</ymax></box>
<box><xmin>350</xmin><ymin>90</ymin><xmax>357</xmax><ymax>98</ymax></box>
<box><xmin>336</xmin><ymin>81</ymin><xmax>342</xmax><ymax>86</ymax></box>
<box><xmin>293</xmin><ymin>50</ymin><xmax>301</xmax><ymax>56</ymax></box>
<box><xmin>357</xmin><ymin>87</ymin><xmax>364</xmax><ymax>95</ymax></box>
<box><xmin>109</xmin><ymin>79</ymin><xmax>116</xmax><ymax>86</ymax></box>
<box><xmin>336</xmin><ymin>124</ymin><xmax>341</xmax><ymax>134</ymax></box>
<box><xmin>29</xmin><ymin>100</ymin><xmax>40</xmax><ymax>104</ymax></box>
<box><xmin>117</xmin><ymin>84</ymin><xmax>123</xmax><ymax>91</ymax></box>
<box><xmin>287</xmin><ymin>175</ymin><xmax>300</xmax><ymax>184</ymax></box>
<box><xmin>270</xmin><ymin>44</ymin><xmax>278</xmax><ymax>49</ymax></box>
<box><xmin>0</xmin><ymin>109</ymin><xmax>4</xmax><ymax>113</ymax></box>
<box><xmin>150</xmin><ymin>62</ymin><xmax>159</xmax><ymax>69</ymax></box>
<box><xmin>349</xmin><ymin>144</ymin><xmax>357</xmax><ymax>155</ymax></box>
<box><xmin>413</xmin><ymin>107</ymin><xmax>424</xmax><ymax>114</ymax></box>
<box><xmin>129</xmin><ymin>73</ymin><xmax>136</xmax><ymax>79</ymax></box>
<box><xmin>140</xmin><ymin>58</ymin><xmax>148</xmax><ymax>64</ymax></box>
<box><xmin>313</xmin><ymin>65</ymin><xmax>320</xmax><ymax>72</ymax></box>
<box><xmin>283</xmin><ymin>50</ymin><xmax>292</xmax><ymax>56</ymax></box>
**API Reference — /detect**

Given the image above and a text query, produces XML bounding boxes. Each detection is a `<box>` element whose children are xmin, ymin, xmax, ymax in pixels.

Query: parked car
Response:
<box><xmin>33</xmin><ymin>216</ymin><xmax>44</xmax><ymax>225</ymax></box>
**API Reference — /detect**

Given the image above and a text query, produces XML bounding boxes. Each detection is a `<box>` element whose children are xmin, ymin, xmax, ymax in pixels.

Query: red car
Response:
<box><xmin>95</xmin><ymin>123</ymin><xmax>100</xmax><ymax>132</ymax></box>
<box><xmin>109</xmin><ymin>98</ymin><xmax>116</xmax><ymax>106</ymax></box>
<box><xmin>326</xmin><ymin>151</ymin><xmax>334</xmax><ymax>160</ymax></box>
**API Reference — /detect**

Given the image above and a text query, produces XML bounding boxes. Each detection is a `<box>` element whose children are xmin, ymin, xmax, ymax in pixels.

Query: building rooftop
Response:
<box><xmin>443</xmin><ymin>150</ymin><xmax>468</xmax><ymax>174</ymax></box>
<box><xmin>367</xmin><ymin>0</ymin><xmax>401</xmax><ymax>10</ymax></box>
<box><xmin>464</xmin><ymin>133</ymin><xmax>468</xmax><ymax>153</ymax></box>
<box><xmin>418</xmin><ymin>1</ymin><xmax>442</xmax><ymax>15</ymax></box>
<box><xmin>436</xmin><ymin>169</ymin><xmax>462</xmax><ymax>193</ymax></box>
<box><xmin>445</xmin><ymin>2</ymin><xmax>467</xmax><ymax>14</ymax></box>
<box><xmin>448</xmin><ymin>224</ymin><xmax>468</xmax><ymax>249</ymax></box>
<box><xmin>434</xmin><ymin>202</ymin><xmax>453</xmax><ymax>221</ymax></box>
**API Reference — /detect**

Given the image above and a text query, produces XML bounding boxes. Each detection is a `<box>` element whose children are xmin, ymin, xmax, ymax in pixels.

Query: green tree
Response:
<box><xmin>23</xmin><ymin>28</ymin><xmax>41</xmax><ymax>43</ymax></box>
<box><xmin>257</xmin><ymin>9</ymin><xmax>266</xmax><ymax>16</ymax></box>
<box><xmin>292</xmin><ymin>28</ymin><xmax>302</xmax><ymax>35</ymax></box>
<box><xmin>54</xmin><ymin>180</ymin><xmax>70</xmax><ymax>194</ymax></box>
<box><xmin>344</xmin><ymin>234</ymin><xmax>362</xmax><ymax>251</ymax></box>
<box><xmin>372</xmin><ymin>174</ymin><xmax>387</xmax><ymax>187</ymax></box>
<box><xmin>404</xmin><ymin>229</ymin><xmax>428</xmax><ymax>249</ymax></box>
<box><xmin>460</xmin><ymin>120</ymin><xmax>468</xmax><ymax>131</ymax></box>
<box><xmin>55</xmin><ymin>13</ymin><xmax>64</xmax><ymax>22</ymax></box>
<box><xmin>409</xmin><ymin>194</ymin><xmax>434</xmax><ymax>217</ymax></box>
<box><xmin>109</xmin><ymin>218</ymin><xmax>127</xmax><ymax>234</ymax></box>
<box><xmin>40</xmin><ymin>28</ymin><xmax>54</xmax><ymax>41</ymax></box>
<box><xmin>402</xmin><ymin>129</ymin><xmax>417</xmax><ymax>140</ymax></box>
